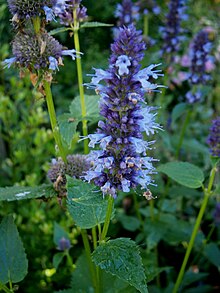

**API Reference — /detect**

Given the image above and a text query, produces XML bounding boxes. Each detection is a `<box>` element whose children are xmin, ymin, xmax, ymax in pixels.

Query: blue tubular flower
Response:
<box><xmin>84</xmin><ymin>25</ymin><xmax>163</xmax><ymax>198</ymax></box>
<box><xmin>160</xmin><ymin>0</ymin><xmax>187</xmax><ymax>55</ymax></box>
<box><xmin>115</xmin><ymin>0</ymin><xmax>140</xmax><ymax>27</ymax></box>
<box><xmin>137</xmin><ymin>0</ymin><xmax>161</xmax><ymax>16</ymax></box>
<box><xmin>207</xmin><ymin>117</ymin><xmax>220</xmax><ymax>157</ymax></box>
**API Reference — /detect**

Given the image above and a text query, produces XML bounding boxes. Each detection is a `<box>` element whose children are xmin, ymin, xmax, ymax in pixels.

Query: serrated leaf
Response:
<box><xmin>92</xmin><ymin>238</ymin><xmax>148</xmax><ymax>293</ymax></box>
<box><xmin>157</xmin><ymin>162</ymin><xmax>204</xmax><ymax>188</ymax></box>
<box><xmin>0</xmin><ymin>184</ymin><xmax>56</xmax><ymax>202</ymax></box>
<box><xmin>53</xmin><ymin>222</ymin><xmax>69</xmax><ymax>247</ymax></box>
<box><xmin>0</xmin><ymin>215</ymin><xmax>28</xmax><ymax>284</ymax></box>
<box><xmin>53</xmin><ymin>252</ymin><xmax>65</xmax><ymax>270</ymax></box>
<box><xmin>171</xmin><ymin>103</ymin><xmax>188</xmax><ymax>124</ymax></box>
<box><xmin>49</xmin><ymin>27</ymin><xmax>72</xmax><ymax>35</ymax></box>
<box><xmin>203</xmin><ymin>242</ymin><xmax>220</xmax><ymax>268</ymax></box>
<box><xmin>67</xmin><ymin>177</ymin><xmax>112</xmax><ymax>229</ymax></box>
<box><xmin>80</xmin><ymin>22</ymin><xmax>113</xmax><ymax>29</ymax></box>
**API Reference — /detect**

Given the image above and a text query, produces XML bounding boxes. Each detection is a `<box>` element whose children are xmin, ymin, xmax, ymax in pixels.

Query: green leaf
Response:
<box><xmin>0</xmin><ymin>215</ymin><xmax>28</xmax><ymax>284</ymax></box>
<box><xmin>67</xmin><ymin>177</ymin><xmax>111</xmax><ymax>229</ymax></box>
<box><xmin>0</xmin><ymin>184</ymin><xmax>56</xmax><ymax>202</ymax></box>
<box><xmin>53</xmin><ymin>222</ymin><xmax>69</xmax><ymax>247</ymax></box>
<box><xmin>49</xmin><ymin>27</ymin><xmax>72</xmax><ymax>35</ymax></box>
<box><xmin>53</xmin><ymin>252</ymin><xmax>65</xmax><ymax>270</ymax></box>
<box><xmin>157</xmin><ymin>162</ymin><xmax>204</xmax><ymax>188</ymax></box>
<box><xmin>117</xmin><ymin>214</ymin><xmax>140</xmax><ymax>232</ymax></box>
<box><xmin>182</xmin><ymin>271</ymin><xmax>208</xmax><ymax>287</ymax></box>
<box><xmin>80</xmin><ymin>22</ymin><xmax>113</xmax><ymax>29</ymax></box>
<box><xmin>203</xmin><ymin>242</ymin><xmax>220</xmax><ymax>268</ymax></box>
<box><xmin>92</xmin><ymin>238</ymin><xmax>148</xmax><ymax>293</ymax></box>
<box><xmin>58</xmin><ymin>113</ymin><xmax>80</xmax><ymax>147</ymax></box>
<box><xmin>54</xmin><ymin>290</ymin><xmax>73</xmax><ymax>293</ymax></box>
<box><xmin>71</xmin><ymin>253</ymin><xmax>135</xmax><ymax>293</ymax></box>
<box><xmin>171</xmin><ymin>103</ymin><xmax>188</xmax><ymax>124</ymax></box>
<box><xmin>58</xmin><ymin>95</ymin><xmax>101</xmax><ymax>146</ymax></box>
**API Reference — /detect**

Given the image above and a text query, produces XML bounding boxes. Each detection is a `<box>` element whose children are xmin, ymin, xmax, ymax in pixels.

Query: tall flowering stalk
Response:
<box><xmin>186</xmin><ymin>29</ymin><xmax>213</xmax><ymax>103</ymax></box>
<box><xmin>160</xmin><ymin>0</ymin><xmax>187</xmax><ymax>57</ymax></box>
<box><xmin>54</xmin><ymin>0</ymin><xmax>89</xmax><ymax>154</ymax></box>
<box><xmin>84</xmin><ymin>25</ymin><xmax>164</xmax><ymax>198</ymax></box>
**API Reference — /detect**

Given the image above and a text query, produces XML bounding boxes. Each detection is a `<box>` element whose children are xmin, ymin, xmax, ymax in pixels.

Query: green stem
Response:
<box><xmin>100</xmin><ymin>196</ymin><xmax>114</xmax><ymax>242</ymax></box>
<box><xmin>43</xmin><ymin>80</ymin><xmax>67</xmax><ymax>163</ymax></box>
<box><xmin>133</xmin><ymin>193</ymin><xmax>144</xmax><ymax>227</ymax></box>
<box><xmin>175</xmin><ymin>110</ymin><xmax>191</xmax><ymax>159</ymax></box>
<box><xmin>0</xmin><ymin>282</ymin><xmax>12</xmax><ymax>293</ymax></box>
<box><xmin>172</xmin><ymin>166</ymin><xmax>217</xmax><ymax>293</ymax></box>
<box><xmin>92</xmin><ymin>227</ymin><xmax>97</xmax><ymax>250</ymax></box>
<box><xmin>32</xmin><ymin>17</ymin><xmax>41</xmax><ymax>34</ymax></box>
<box><xmin>149</xmin><ymin>200</ymin><xmax>155</xmax><ymax>221</ymax></box>
<box><xmin>64</xmin><ymin>250</ymin><xmax>74</xmax><ymax>271</ymax></box>
<box><xmin>81</xmin><ymin>229</ymin><xmax>98</xmax><ymax>292</ymax></box>
<box><xmin>143</xmin><ymin>14</ymin><xmax>149</xmax><ymax>37</ymax></box>
<box><xmin>72</xmin><ymin>12</ymin><xmax>89</xmax><ymax>154</ymax></box>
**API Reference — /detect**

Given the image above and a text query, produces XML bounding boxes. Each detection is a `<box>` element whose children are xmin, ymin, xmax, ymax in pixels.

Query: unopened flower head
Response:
<box><xmin>207</xmin><ymin>117</ymin><xmax>220</xmax><ymax>157</ymax></box>
<box><xmin>57</xmin><ymin>237</ymin><xmax>71</xmax><ymax>251</ymax></box>
<box><xmin>3</xmin><ymin>31</ymin><xmax>78</xmax><ymax>73</ymax></box>
<box><xmin>7</xmin><ymin>0</ymin><xmax>56</xmax><ymax>21</ymax></box>
<box><xmin>160</xmin><ymin>0</ymin><xmax>187</xmax><ymax>55</ymax></box>
<box><xmin>47</xmin><ymin>154</ymin><xmax>91</xmax><ymax>196</ymax></box>
<box><xmin>55</xmin><ymin>0</ymin><xmax>88</xmax><ymax>26</ymax></box>
<box><xmin>83</xmin><ymin>25</ymin><xmax>163</xmax><ymax>198</ymax></box>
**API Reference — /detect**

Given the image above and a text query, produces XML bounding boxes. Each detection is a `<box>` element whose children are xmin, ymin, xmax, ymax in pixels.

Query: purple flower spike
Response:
<box><xmin>83</xmin><ymin>25</ymin><xmax>163</xmax><ymax>198</ymax></box>
<box><xmin>160</xmin><ymin>0</ymin><xmax>187</xmax><ymax>56</ymax></box>
<box><xmin>207</xmin><ymin>117</ymin><xmax>220</xmax><ymax>157</ymax></box>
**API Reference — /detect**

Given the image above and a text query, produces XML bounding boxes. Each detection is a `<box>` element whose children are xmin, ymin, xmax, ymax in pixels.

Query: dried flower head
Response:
<box><xmin>7</xmin><ymin>0</ymin><xmax>56</xmax><ymax>21</ymax></box>
<box><xmin>47</xmin><ymin>155</ymin><xmax>91</xmax><ymax>196</ymax></box>
<box><xmin>3</xmin><ymin>30</ymin><xmax>78</xmax><ymax>73</ymax></box>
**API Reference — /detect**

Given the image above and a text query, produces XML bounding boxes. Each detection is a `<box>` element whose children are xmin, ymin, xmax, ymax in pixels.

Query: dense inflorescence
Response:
<box><xmin>7</xmin><ymin>0</ymin><xmax>56</xmax><ymax>21</ymax></box>
<box><xmin>115</xmin><ymin>0</ymin><xmax>140</xmax><ymax>27</ymax></box>
<box><xmin>47</xmin><ymin>154</ymin><xmax>91</xmax><ymax>196</ymax></box>
<box><xmin>84</xmin><ymin>25</ymin><xmax>164</xmax><ymax>198</ymax></box>
<box><xmin>160</xmin><ymin>0</ymin><xmax>187</xmax><ymax>55</ymax></box>
<box><xmin>207</xmin><ymin>117</ymin><xmax>220</xmax><ymax>157</ymax></box>
<box><xmin>54</xmin><ymin>0</ymin><xmax>88</xmax><ymax>25</ymax></box>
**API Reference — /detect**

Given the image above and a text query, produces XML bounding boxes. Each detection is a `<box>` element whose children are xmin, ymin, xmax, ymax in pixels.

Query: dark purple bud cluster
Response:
<box><xmin>160</xmin><ymin>0</ymin><xmax>187</xmax><ymax>55</ymax></box>
<box><xmin>7</xmin><ymin>0</ymin><xmax>56</xmax><ymax>22</ymax></box>
<box><xmin>54</xmin><ymin>0</ymin><xmax>88</xmax><ymax>26</ymax></box>
<box><xmin>207</xmin><ymin>117</ymin><xmax>220</xmax><ymax>157</ymax></box>
<box><xmin>115</xmin><ymin>0</ymin><xmax>140</xmax><ymax>27</ymax></box>
<box><xmin>83</xmin><ymin>25</ymin><xmax>164</xmax><ymax>198</ymax></box>
<box><xmin>57</xmin><ymin>237</ymin><xmax>71</xmax><ymax>250</ymax></box>
<box><xmin>47</xmin><ymin>154</ymin><xmax>91</xmax><ymax>196</ymax></box>
<box><xmin>186</xmin><ymin>29</ymin><xmax>213</xmax><ymax>103</ymax></box>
